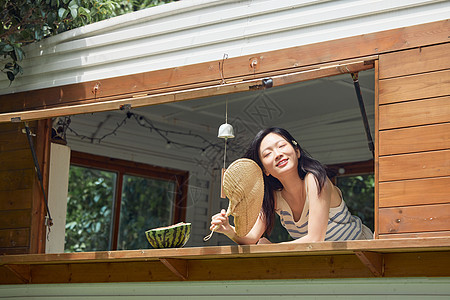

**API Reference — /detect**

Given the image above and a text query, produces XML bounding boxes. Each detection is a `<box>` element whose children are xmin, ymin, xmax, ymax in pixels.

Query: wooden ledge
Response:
<box><xmin>2</xmin><ymin>237</ymin><xmax>449</xmax><ymax>265</ymax></box>
<box><xmin>1</xmin><ymin>237</ymin><xmax>449</xmax><ymax>284</ymax></box>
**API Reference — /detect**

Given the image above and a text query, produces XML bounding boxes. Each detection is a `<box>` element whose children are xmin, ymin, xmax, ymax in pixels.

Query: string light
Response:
<box><xmin>59</xmin><ymin>112</ymin><xmax>243</xmax><ymax>158</ymax></box>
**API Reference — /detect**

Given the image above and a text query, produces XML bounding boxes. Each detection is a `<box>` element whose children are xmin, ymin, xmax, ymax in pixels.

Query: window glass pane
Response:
<box><xmin>336</xmin><ymin>174</ymin><xmax>374</xmax><ymax>231</ymax></box>
<box><xmin>117</xmin><ymin>175</ymin><xmax>175</xmax><ymax>250</ymax></box>
<box><xmin>65</xmin><ymin>165</ymin><xmax>116</xmax><ymax>252</ymax></box>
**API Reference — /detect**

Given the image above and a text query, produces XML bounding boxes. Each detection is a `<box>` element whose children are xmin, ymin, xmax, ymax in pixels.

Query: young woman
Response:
<box><xmin>210</xmin><ymin>127</ymin><xmax>373</xmax><ymax>244</ymax></box>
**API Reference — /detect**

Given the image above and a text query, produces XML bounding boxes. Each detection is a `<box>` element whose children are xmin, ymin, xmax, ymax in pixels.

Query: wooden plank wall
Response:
<box><xmin>0</xmin><ymin>120</ymin><xmax>50</xmax><ymax>254</ymax></box>
<box><xmin>377</xmin><ymin>42</ymin><xmax>450</xmax><ymax>239</ymax></box>
<box><xmin>0</xmin><ymin>122</ymin><xmax>34</xmax><ymax>254</ymax></box>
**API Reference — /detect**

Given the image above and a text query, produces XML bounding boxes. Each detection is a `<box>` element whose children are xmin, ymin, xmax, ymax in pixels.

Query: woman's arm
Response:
<box><xmin>284</xmin><ymin>173</ymin><xmax>332</xmax><ymax>244</ymax></box>
<box><xmin>210</xmin><ymin>209</ymin><xmax>266</xmax><ymax>245</ymax></box>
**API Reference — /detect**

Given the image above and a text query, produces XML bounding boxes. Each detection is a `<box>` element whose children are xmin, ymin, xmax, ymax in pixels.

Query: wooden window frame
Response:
<box><xmin>69</xmin><ymin>151</ymin><xmax>189</xmax><ymax>251</ymax></box>
<box><xmin>326</xmin><ymin>159</ymin><xmax>374</xmax><ymax>184</ymax></box>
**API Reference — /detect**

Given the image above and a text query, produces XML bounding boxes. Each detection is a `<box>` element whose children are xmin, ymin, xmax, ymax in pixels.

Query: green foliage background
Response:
<box><xmin>337</xmin><ymin>174</ymin><xmax>374</xmax><ymax>231</ymax></box>
<box><xmin>1</xmin><ymin>0</ymin><xmax>174</xmax><ymax>82</ymax></box>
<box><xmin>66</xmin><ymin>165</ymin><xmax>115</xmax><ymax>252</ymax></box>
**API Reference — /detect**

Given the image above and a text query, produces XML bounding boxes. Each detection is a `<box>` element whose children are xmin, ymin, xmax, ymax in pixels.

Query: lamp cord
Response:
<box><xmin>223</xmin><ymin>99</ymin><xmax>228</xmax><ymax>169</ymax></box>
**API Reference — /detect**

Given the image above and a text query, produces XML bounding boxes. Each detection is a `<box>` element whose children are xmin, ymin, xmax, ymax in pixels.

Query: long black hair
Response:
<box><xmin>243</xmin><ymin>127</ymin><xmax>328</xmax><ymax>236</ymax></box>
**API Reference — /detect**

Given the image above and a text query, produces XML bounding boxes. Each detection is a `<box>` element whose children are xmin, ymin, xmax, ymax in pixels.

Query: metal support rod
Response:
<box><xmin>24</xmin><ymin>122</ymin><xmax>53</xmax><ymax>227</ymax></box>
<box><xmin>351</xmin><ymin>73</ymin><xmax>375</xmax><ymax>158</ymax></box>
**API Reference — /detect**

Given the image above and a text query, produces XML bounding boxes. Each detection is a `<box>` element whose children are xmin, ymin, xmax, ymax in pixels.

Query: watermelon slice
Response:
<box><xmin>145</xmin><ymin>222</ymin><xmax>191</xmax><ymax>248</ymax></box>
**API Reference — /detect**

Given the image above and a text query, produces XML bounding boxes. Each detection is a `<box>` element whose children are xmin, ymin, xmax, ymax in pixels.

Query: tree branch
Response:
<box><xmin>0</xmin><ymin>7</ymin><xmax>36</xmax><ymax>41</ymax></box>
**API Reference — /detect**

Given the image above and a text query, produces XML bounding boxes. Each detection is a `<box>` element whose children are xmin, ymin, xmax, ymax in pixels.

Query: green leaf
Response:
<box><xmin>95</xmin><ymin>222</ymin><xmax>101</xmax><ymax>232</ymax></box>
<box><xmin>10</xmin><ymin>50</ymin><xmax>17</xmax><ymax>61</ymax></box>
<box><xmin>78</xmin><ymin>7</ymin><xmax>91</xmax><ymax>23</ymax></box>
<box><xmin>68</xmin><ymin>0</ymin><xmax>79</xmax><ymax>19</ymax></box>
<box><xmin>14</xmin><ymin>47</ymin><xmax>25</xmax><ymax>61</ymax></box>
<box><xmin>4</xmin><ymin>62</ymin><xmax>14</xmax><ymax>70</ymax></box>
<box><xmin>13</xmin><ymin>63</ymin><xmax>21</xmax><ymax>75</ymax></box>
<box><xmin>34</xmin><ymin>29</ymin><xmax>42</xmax><ymax>40</ymax></box>
<box><xmin>58</xmin><ymin>8</ymin><xmax>67</xmax><ymax>19</ymax></box>
<box><xmin>47</xmin><ymin>11</ymin><xmax>56</xmax><ymax>25</ymax></box>
<box><xmin>3</xmin><ymin>44</ymin><xmax>13</xmax><ymax>52</ymax></box>
<box><xmin>70</xmin><ymin>7</ymin><xmax>78</xmax><ymax>19</ymax></box>
<box><xmin>7</xmin><ymin>71</ymin><xmax>15</xmax><ymax>82</ymax></box>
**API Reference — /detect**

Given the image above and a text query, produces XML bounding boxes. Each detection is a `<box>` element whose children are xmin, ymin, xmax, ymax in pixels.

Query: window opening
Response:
<box><xmin>65</xmin><ymin>152</ymin><xmax>188</xmax><ymax>252</ymax></box>
<box><xmin>59</xmin><ymin>62</ymin><xmax>374</xmax><ymax>248</ymax></box>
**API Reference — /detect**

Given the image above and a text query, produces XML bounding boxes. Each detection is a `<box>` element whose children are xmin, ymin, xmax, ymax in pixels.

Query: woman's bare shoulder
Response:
<box><xmin>305</xmin><ymin>173</ymin><xmax>335</xmax><ymax>200</ymax></box>
<box><xmin>304</xmin><ymin>173</ymin><xmax>319</xmax><ymax>192</ymax></box>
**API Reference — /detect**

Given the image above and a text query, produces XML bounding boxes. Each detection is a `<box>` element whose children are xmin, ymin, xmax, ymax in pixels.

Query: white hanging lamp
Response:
<box><xmin>218</xmin><ymin>98</ymin><xmax>234</xmax><ymax>199</ymax></box>
<box><xmin>217</xmin><ymin>122</ymin><xmax>234</xmax><ymax>139</ymax></box>
<box><xmin>218</xmin><ymin>99</ymin><xmax>235</xmax><ymax>167</ymax></box>
<box><xmin>218</xmin><ymin>99</ymin><xmax>234</xmax><ymax>139</ymax></box>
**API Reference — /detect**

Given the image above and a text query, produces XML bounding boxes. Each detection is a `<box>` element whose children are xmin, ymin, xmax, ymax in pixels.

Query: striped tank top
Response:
<box><xmin>275</xmin><ymin>189</ymin><xmax>363</xmax><ymax>241</ymax></box>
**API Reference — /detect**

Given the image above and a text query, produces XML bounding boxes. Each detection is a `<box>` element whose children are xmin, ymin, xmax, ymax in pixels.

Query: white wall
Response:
<box><xmin>1</xmin><ymin>277</ymin><xmax>450</xmax><ymax>299</ymax></box>
<box><xmin>45</xmin><ymin>143</ymin><xmax>71</xmax><ymax>254</ymax></box>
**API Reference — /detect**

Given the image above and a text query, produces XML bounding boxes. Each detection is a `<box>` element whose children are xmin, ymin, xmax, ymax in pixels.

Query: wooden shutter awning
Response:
<box><xmin>0</xmin><ymin>57</ymin><xmax>376</xmax><ymax>123</ymax></box>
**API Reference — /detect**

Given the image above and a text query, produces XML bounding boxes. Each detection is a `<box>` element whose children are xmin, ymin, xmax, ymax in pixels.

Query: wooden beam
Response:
<box><xmin>0</xmin><ymin>238</ymin><xmax>449</xmax><ymax>284</ymax></box>
<box><xmin>374</xmin><ymin>58</ymin><xmax>380</xmax><ymax>239</ymax></box>
<box><xmin>354</xmin><ymin>251</ymin><xmax>383</xmax><ymax>277</ymax></box>
<box><xmin>384</xmin><ymin>251</ymin><xmax>450</xmax><ymax>277</ymax></box>
<box><xmin>0</xmin><ymin>250</ymin><xmax>449</xmax><ymax>284</ymax></box>
<box><xmin>29</xmin><ymin>119</ymin><xmax>52</xmax><ymax>254</ymax></box>
<box><xmin>4</xmin><ymin>264</ymin><xmax>30</xmax><ymax>283</ymax></box>
<box><xmin>159</xmin><ymin>258</ymin><xmax>188</xmax><ymax>280</ymax></box>
<box><xmin>0</xmin><ymin>59</ymin><xmax>374</xmax><ymax>123</ymax></box>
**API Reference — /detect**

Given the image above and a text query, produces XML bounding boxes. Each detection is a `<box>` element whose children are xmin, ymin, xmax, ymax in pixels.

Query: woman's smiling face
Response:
<box><xmin>259</xmin><ymin>132</ymin><xmax>300</xmax><ymax>179</ymax></box>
